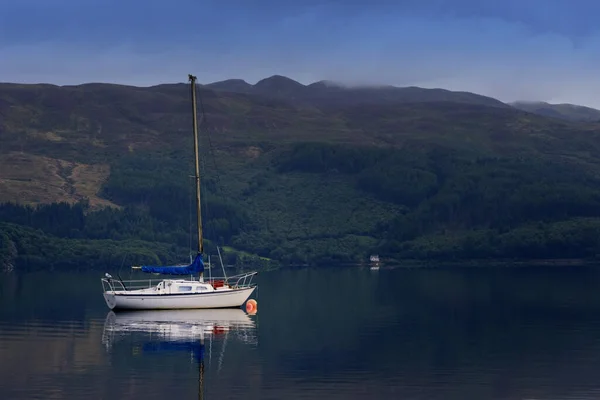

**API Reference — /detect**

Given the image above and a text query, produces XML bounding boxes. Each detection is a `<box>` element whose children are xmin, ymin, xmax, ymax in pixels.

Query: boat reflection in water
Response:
<box><xmin>102</xmin><ymin>309</ymin><xmax>258</xmax><ymax>399</ymax></box>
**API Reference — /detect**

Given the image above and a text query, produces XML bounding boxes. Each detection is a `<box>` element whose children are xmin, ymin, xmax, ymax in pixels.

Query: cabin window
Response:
<box><xmin>178</xmin><ymin>286</ymin><xmax>193</xmax><ymax>292</ymax></box>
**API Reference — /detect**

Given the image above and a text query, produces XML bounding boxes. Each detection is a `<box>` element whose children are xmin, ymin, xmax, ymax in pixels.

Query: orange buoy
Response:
<box><xmin>245</xmin><ymin>299</ymin><xmax>257</xmax><ymax>314</ymax></box>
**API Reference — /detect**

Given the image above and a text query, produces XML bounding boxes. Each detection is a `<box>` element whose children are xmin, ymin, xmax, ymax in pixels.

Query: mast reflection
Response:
<box><xmin>102</xmin><ymin>309</ymin><xmax>258</xmax><ymax>399</ymax></box>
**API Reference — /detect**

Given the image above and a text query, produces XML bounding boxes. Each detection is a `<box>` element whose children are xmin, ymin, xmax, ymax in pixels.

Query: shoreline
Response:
<box><xmin>288</xmin><ymin>258</ymin><xmax>600</xmax><ymax>269</ymax></box>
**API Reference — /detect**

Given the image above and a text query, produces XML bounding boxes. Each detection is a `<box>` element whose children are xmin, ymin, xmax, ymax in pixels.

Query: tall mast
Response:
<box><xmin>189</xmin><ymin>74</ymin><xmax>204</xmax><ymax>257</ymax></box>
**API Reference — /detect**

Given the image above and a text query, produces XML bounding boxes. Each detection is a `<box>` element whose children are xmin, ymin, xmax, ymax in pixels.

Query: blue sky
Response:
<box><xmin>2</xmin><ymin>0</ymin><xmax>600</xmax><ymax>107</ymax></box>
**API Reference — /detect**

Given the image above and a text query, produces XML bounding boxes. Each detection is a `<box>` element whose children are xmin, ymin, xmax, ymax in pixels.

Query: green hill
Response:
<box><xmin>3</xmin><ymin>77</ymin><xmax>600</xmax><ymax>271</ymax></box>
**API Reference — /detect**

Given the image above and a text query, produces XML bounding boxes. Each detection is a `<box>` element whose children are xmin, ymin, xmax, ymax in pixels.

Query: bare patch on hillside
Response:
<box><xmin>28</xmin><ymin>131</ymin><xmax>64</xmax><ymax>142</ymax></box>
<box><xmin>71</xmin><ymin>164</ymin><xmax>117</xmax><ymax>208</ymax></box>
<box><xmin>245</xmin><ymin>146</ymin><xmax>262</xmax><ymax>159</ymax></box>
<box><xmin>0</xmin><ymin>152</ymin><xmax>119</xmax><ymax>209</ymax></box>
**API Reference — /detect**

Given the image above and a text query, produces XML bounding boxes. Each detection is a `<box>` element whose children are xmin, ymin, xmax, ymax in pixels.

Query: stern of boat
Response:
<box><xmin>101</xmin><ymin>274</ymin><xmax>122</xmax><ymax>310</ymax></box>
<box><xmin>103</xmin><ymin>292</ymin><xmax>117</xmax><ymax>310</ymax></box>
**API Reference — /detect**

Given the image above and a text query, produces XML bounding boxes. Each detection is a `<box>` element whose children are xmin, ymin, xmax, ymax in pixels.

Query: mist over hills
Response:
<box><xmin>204</xmin><ymin>75</ymin><xmax>600</xmax><ymax>122</ymax></box>
<box><xmin>204</xmin><ymin>75</ymin><xmax>511</xmax><ymax>109</ymax></box>
<box><xmin>205</xmin><ymin>75</ymin><xmax>600</xmax><ymax>123</ymax></box>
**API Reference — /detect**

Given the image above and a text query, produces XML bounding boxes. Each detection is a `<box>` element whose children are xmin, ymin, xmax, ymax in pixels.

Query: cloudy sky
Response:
<box><xmin>2</xmin><ymin>0</ymin><xmax>600</xmax><ymax>107</ymax></box>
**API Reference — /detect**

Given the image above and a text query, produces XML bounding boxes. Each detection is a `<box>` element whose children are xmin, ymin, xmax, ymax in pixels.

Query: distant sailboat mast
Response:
<box><xmin>189</xmin><ymin>74</ymin><xmax>204</xmax><ymax>282</ymax></box>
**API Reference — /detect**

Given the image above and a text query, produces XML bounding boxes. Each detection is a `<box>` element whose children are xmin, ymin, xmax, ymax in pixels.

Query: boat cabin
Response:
<box><xmin>155</xmin><ymin>279</ymin><xmax>231</xmax><ymax>294</ymax></box>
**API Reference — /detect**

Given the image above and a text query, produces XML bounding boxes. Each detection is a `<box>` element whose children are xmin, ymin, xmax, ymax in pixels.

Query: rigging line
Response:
<box><xmin>198</xmin><ymin>92</ymin><xmax>248</xmax><ymax>241</ymax></box>
<box><xmin>200</xmin><ymin>157</ymin><xmax>219</xmax><ymax>268</ymax></box>
<box><xmin>199</xmin><ymin>147</ymin><xmax>220</xmax><ymax>258</ymax></box>
<box><xmin>189</xmin><ymin>174</ymin><xmax>193</xmax><ymax>258</ymax></box>
<box><xmin>197</xmin><ymin>87</ymin><xmax>224</xmax><ymax>195</ymax></box>
<box><xmin>188</xmin><ymin>116</ymin><xmax>194</xmax><ymax>259</ymax></box>
<box><xmin>118</xmin><ymin>254</ymin><xmax>127</xmax><ymax>278</ymax></box>
<box><xmin>197</xmin><ymin>86</ymin><xmax>232</xmax><ymax>246</ymax></box>
<box><xmin>200</xmin><ymin>156</ymin><xmax>212</xmax><ymax>241</ymax></box>
<box><xmin>193</xmin><ymin>88</ymin><xmax>216</xmax><ymax>256</ymax></box>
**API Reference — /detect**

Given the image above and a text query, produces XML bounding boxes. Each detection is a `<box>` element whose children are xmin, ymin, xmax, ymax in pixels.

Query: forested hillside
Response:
<box><xmin>3</xmin><ymin>76</ymin><xmax>600</xmax><ymax>271</ymax></box>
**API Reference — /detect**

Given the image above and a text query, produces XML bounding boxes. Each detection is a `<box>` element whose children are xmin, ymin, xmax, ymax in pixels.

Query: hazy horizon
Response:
<box><xmin>2</xmin><ymin>0</ymin><xmax>600</xmax><ymax>108</ymax></box>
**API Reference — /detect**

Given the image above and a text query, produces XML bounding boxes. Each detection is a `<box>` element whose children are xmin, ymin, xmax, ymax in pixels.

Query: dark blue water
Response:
<box><xmin>3</xmin><ymin>265</ymin><xmax>600</xmax><ymax>399</ymax></box>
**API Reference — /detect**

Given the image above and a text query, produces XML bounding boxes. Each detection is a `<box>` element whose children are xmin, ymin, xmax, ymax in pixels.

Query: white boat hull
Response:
<box><xmin>103</xmin><ymin>286</ymin><xmax>256</xmax><ymax>310</ymax></box>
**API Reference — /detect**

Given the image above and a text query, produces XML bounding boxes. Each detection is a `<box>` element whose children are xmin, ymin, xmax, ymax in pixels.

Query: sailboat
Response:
<box><xmin>100</xmin><ymin>74</ymin><xmax>258</xmax><ymax>311</ymax></box>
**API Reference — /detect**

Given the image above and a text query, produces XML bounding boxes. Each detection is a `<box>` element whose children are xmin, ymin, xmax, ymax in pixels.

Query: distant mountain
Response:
<box><xmin>510</xmin><ymin>101</ymin><xmax>600</xmax><ymax>122</ymax></box>
<box><xmin>204</xmin><ymin>79</ymin><xmax>253</xmax><ymax>93</ymax></box>
<box><xmin>204</xmin><ymin>75</ymin><xmax>510</xmax><ymax>109</ymax></box>
<box><xmin>254</xmin><ymin>75</ymin><xmax>308</xmax><ymax>97</ymax></box>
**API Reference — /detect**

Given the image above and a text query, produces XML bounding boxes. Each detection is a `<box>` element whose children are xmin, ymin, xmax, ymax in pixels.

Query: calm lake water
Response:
<box><xmin>3</xmin><ymin>265</ymin><xmax>600</xmax><ymax>399</ymax></box>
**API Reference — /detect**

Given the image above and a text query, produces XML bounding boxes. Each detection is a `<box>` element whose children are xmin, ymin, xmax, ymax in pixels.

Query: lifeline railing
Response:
<box><xmin>101</xmin><ymin>271</ymin><xmax>258</xmax><ymax>293</ymax></box>
<box><xmin>223</xmin><ymin>271</ymin><xmax>258</xmax><ymax>289</ymax></box>
<box><xmin>101</xmin><ymin>277</ymin><xmax>162</xmax><ymax>293</ymax></box>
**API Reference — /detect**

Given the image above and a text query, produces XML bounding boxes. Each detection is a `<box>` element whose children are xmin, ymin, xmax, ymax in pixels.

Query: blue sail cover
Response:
<box><xmin>140</xmin><ymin>253</ymin><xmax>204</xmax><ymax>275</ymax></box>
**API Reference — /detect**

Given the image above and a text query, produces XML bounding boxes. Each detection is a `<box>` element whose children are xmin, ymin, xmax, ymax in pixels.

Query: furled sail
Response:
<box><xmin>140</xmin><ymin>253</ymin><xmax>205</xmax><ymax>275</ymax></box>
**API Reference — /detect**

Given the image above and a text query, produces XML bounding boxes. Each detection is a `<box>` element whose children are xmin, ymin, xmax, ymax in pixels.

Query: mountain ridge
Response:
<box><xmin>510</xmin><ymin>101</ymin><xmax>600</xmax><ymax>122</ymax></box>
<box><xmin>2</xmin><ymin>74</ymin><xmax>509</xmax><ymax>109</ymax></box>
<box><xmin>205</xmin><ymin>75</ymin><xmax>510</xmax><ymax>109</ymax></box>
<box><xmin>6</xmin><ymin>75</ymin><xmax>600</xmax><ymax>123</ymax></box>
